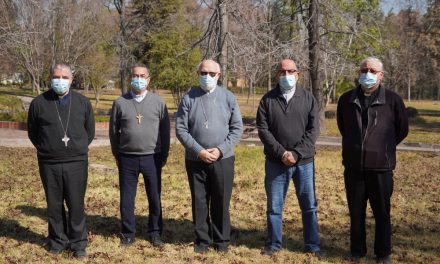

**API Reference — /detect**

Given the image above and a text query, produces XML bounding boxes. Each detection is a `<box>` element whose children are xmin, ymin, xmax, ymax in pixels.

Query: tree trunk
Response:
<box><xmin>27</xmin><ymin>70</ymin><xmax>41</xmax><ymax>95</ymax></box>
<box><xmin>407</xmin><ymin>74</ymin><xmax>411</xmax><ymax>102</ymax></box>
<box><xmin>95</xmin><ymin>92</ymin><xmax>100</xmax><ymax>109</ymax></box>
<box><xmin>251</xmin><ymin>79</ymin><xmax>255</xmax><ymax>112</ymax></box>
<box><xmin>307</xmin><ymin>0</ymin><xmax>325</xmax><ymax>133</ymax></box>
<box><xmin>217</xmin><ymin>0</ymin><xmax>228</xmax><ymax>88</ymax></box>
<box><xmin>437</xmin><ymin>73</ymin><xmax>440</xmax><ymax>101</ymax></box>
<box><xmin>118</xmin><ymin>0</ymin><xmax>128</xmax><ymax>95</ymax></box>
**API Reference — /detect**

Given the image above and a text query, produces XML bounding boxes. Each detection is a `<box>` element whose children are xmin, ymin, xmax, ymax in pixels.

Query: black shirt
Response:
<box><xmin>359</xmin><ymin>87</ymin><xmax>380</xmax><ymax>139</ymax></box>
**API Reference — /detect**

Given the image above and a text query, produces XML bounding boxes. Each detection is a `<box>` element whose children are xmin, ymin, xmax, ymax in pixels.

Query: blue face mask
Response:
<box><xmin>51</xmin><ymin>78</ymin><xmax>70</xmax><ymax>95</ymax></box>
<box><xmin>199</xmin><ymin>75</ymin><xmax>217</xmax><ymax>92</ymax></box>
<box><xmin>279</xmin><ymin>75</ymin><xmax>296</xmax><ymax>92</ymax></box>
<box><xmin>131</xmin><ymin>78</ymin><xmax>148</xmax><ymax>92</ymax></box>
<box><xmin>359</xmin><ymin>72</ymin><xmax>378</xmax><ymax>89</ymax></box>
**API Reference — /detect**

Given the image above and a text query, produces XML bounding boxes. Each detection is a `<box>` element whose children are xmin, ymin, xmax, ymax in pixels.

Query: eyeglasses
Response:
<box><xmin>278</xmin><ymin>69</ymin><xmax>298</xmax><ymax>76</ymax></box>
<box><xmin>360</xmin><ymin>68</ymin><xmax>382</xmax><ymax>74</ymax></box>
<box><xmin>132</xmin><ymin>74</ymin><xmax>150</xmax><ymax>78</ymax></box>
<box><xmin>200</xmin><ymin>71</ymin><xmax>219</xmax><ymax>77</ymax></box>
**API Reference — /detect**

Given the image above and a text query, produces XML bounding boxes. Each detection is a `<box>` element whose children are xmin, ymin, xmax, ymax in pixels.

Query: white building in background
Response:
<box><xmin>0</xmin><ymin>73</ymin><xmax>24</xmax><ymax>85</ymax></box>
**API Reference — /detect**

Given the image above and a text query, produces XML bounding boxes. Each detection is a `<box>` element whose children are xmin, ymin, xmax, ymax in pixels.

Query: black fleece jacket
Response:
<box><xmin>337</xmin><ymin>85</ymin><xmax>408</xmax><ymax>171</ymax></box>
<box><xmin>28</xmin><ymin>89</ymin><xmax>95</xmax><ymax>163</ymax></box>
<box><xmin>257</xmin><ymin>85</ymin><xmax>320</xmax><ymax>165</ymax></box>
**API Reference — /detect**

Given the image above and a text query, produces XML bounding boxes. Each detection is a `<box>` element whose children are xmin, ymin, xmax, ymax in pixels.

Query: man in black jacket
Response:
<box><xmin>257</xmin><ymin>59</ymin><xmax>321</xmax><ymax>257</ymax></box>
<box><xmin>337</xmin><ymin>57</ymin><xmax>408</xmax><ymax>264</ymax></box>
<box><xmin>28</xmin><ymin>63</ymin><xmax>95</xmax><ymax>259</ymax></box>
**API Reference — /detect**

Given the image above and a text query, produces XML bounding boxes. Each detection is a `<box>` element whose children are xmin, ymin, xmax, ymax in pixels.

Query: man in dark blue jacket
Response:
<box><xmin>337</xmin><ymin>57</ymin><xmax>408</xmax><ymax>264</ymax></box>
<box><xmin>257</xmin><ymin>59</ymin><xmax>321</xmax><ymax>257</ymax></box>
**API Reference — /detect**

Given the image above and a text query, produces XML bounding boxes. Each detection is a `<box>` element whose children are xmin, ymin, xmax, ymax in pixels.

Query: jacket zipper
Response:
<box><xmin>361</xmin><ymin>107</ymin><xmax>370</xmax><ymax>170</ymax></box>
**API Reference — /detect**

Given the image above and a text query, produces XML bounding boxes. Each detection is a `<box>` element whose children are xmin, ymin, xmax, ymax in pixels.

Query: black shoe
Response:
<box><xmin>345</xmin><ymin>254</ymin><xmax>363</xmax><ymax>263</ymax></box>
<box><xmin>48</xmin><ymin>248</ymin><xmax>63</xmax><ymax>255</ymax></box>
<box><xmin>214</xmin><ymin>245</ymin><xmax>229</xmax><ymax>253</ymax></box>
<box><xmin>194</xmin><ymin>244</ymin><xmax>209</xmax><ymax>254</ymax></box>
<box><xmin>73</xmin><ymin>250</ymin><xmax>87</xmax><ymax>259</ymax></box>
<box><xmin>376</xmin><ymin>255</ymin><xmax>391</xmax><ymax>264</ymax></box>
<box><xmin>310</xmin><ymin>250</ymin><xmax>325</xmax><ymax>260</ymax></box>
<box><xmin>149</xmin><ymin>235</ymin><xmax>165</xmax><ymax>248</ymax></box>
<box><xmin>121</xmin><ymin>237</ymin><xmax>135</xmax><ymax>247</ymax></box>
<box><xmin>261</xmin><ymin>247</ymin><xmax>279</xmax><ymax>256</ymax></box>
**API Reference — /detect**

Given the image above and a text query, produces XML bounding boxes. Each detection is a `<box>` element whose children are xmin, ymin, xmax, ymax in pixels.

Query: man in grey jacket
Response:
<box><xmin>109</xmin><ymin>63</ymin><xmax>170</xmax><ymax>248</ymax></box>
<box><xmin>176</xmin><ymin>59</ymin><xmax>243</xmax><ymax>253</ymax></box>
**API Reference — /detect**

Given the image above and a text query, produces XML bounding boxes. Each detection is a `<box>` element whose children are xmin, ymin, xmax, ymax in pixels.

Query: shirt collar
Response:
<box><xmin>130</xmin><ymin>90</ymin><xmax>148</xmax><ymax>102</ymax></box>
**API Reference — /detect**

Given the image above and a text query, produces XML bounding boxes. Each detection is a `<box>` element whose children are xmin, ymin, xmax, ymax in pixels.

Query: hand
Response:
<box><xmin>198</xmin><ymin>149</ymin><xmax>217</xmax><ymax>164</ymax></box>
<box><xmin>281</xmin><ymin>151</ymin><xmax>296</xmax><ymax>166</ymax></box>
<box><xmin>161</xmin><ymin>159</ymin><xmax>167</xmax><ymax>167</ymax></box>
<box><xmin>206</xmin><ymin>148</ymin><xmax>221</xmax><ymax>161</ymax></box>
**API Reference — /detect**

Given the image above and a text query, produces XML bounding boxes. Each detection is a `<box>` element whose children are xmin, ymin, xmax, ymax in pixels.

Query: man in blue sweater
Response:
<box><xmin>176</xmin><ymin>59</ymin><xmax>243</xmax><ymax>253</ymax></box>
<box><xmin>109</xmin><ymin>63</ymin><xmax>170</xmax><ymax>248</ymax></box>
<box><xmin>257</xmin><ymin>59</ymin><xmax>321</xmax><ymax>257</ymax></box>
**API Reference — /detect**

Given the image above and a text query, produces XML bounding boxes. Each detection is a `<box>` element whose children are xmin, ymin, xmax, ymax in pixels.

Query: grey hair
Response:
<box><xmin>360</xmin><ymin>57</ymin><xmax>383</xmax><ymax>71</ymax></box>
<box><xmin>51</xmin><ymin>63</ymin><xmax>73</xmax><ymax>77</ymax></box>
<box><xmin>131</xmin><ymin>62</ymin><xmax>149</xmax><ymax>74</ymax></box>
<box><xmin>196</xmin><ymin>59</ymin><xmax>221</xmax><ymax>73</ymax></box>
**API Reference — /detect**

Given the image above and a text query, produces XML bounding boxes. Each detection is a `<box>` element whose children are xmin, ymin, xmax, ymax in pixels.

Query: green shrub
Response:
<box><xmin>95</xmin><ymin>115</ymin><xmax>110</xmax><ymax>122</ymax></box>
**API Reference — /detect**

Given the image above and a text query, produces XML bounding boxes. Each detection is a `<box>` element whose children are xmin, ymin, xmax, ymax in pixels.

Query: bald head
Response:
<box><xmin>198</xmin><ymin>59</ymin><xmax>221</xmax><ymax>74</ymax></box>
<box><xmin>360</xmin><ymin>57</ymin><xmax>383</xmax><ymax>72</ymax></box>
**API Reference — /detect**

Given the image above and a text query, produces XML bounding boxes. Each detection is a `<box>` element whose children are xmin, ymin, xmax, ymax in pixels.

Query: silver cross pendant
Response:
<box><xmin>62</xmin><ymin>134</ymin><xmax>70</xmax><ymax>147</ymax></box>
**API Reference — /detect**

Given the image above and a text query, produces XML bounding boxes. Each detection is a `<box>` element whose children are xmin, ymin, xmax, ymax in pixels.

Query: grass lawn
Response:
<box><xmin>0</xmin><ymin>145</ymin><xmax>438</xmax><ymax>263</ymax></box>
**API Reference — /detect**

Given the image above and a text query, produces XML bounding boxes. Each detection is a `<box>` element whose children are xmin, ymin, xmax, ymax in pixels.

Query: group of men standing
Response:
<box><xmin>27</xmin><ymin>57</ymin><xmax>408</xmax><ymax>263</ymax></box>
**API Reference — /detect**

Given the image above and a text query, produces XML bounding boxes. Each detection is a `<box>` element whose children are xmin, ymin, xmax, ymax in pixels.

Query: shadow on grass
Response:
<box><xmin>14</xmin><ymin>205</ymin><xmax>275</xmax><ymax>250</ymax></box>
<box><xmin>0</xmin><ymin>217</ymin><xmax>46</xmax><ymax>245</ymax></box>
<box><xmin>409</xmin><ymin>115</ymin><xmax>440</xmax><ymax>133</ymax></box>
<box><xmin>14</xmin><ymin>205</ymin><xmax>192</xmax><ymax>245</ymax></box>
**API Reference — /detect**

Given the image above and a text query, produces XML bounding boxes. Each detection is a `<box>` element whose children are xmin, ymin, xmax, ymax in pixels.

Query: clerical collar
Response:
<box><xmin>130</xmin><ymin>90</ymin><xmax>148</xmax><ymax>102</ymax></box>
<box><xmin>55</xmin><ymin>89</ymin><xmax>71</xmax><ymax>106</ymax></box>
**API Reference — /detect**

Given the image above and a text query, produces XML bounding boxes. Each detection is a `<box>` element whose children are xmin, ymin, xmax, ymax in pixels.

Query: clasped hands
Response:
<box><xmin>281</xmin><ymin>151</ymin><xmax>296</xmax><ymax>166</ymax></box>
<box><xmin>198</xmin><ymin>148</ymin><xmax>221</xmax><ymax>164</ymax></box>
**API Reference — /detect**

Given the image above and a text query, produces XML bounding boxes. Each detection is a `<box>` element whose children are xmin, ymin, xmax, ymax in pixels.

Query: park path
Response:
<box><xmin>1</xmin><ymin>95</ymin><xmax>438</xmax><ymax>153</ymax></box>
<box><xmin>0</xmin><ymin>128</ymin><xmax>439</xmax><ymax>153</ymax></box>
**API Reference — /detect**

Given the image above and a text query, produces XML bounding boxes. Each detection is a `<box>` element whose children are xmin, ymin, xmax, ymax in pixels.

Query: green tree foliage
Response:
<box><xmin>82</xmin><ymin>43</ymin><xmax>118</xmax><ymax>108</ymax></box>
<box><xmin>132</xmin><ymin>0</ymin><xmax>202</xmax><ymax>106</ymax></box>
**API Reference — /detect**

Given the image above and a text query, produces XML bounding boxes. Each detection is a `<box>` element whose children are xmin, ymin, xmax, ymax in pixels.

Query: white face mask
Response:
<box><xmin>279</xmin><ymin>75</ymin><xmax>296</xmax><ymax>92</ymax></box>
<box><xmin>199</xmin><ymin>75</ymin><xmax>218</xmax><ymax>92</ymax></box>
<box><xmin>51</xmin><ymin>78</ymin><xmax>70</xmax><ymax>94</ymax></box>
<box><xmin>359</xmin><ymin>72</ymin><xmax>378</xmax><ymax>89</ymax></box>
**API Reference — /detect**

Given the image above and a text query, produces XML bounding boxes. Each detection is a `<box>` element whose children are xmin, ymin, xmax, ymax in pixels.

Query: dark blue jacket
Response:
<box><xmin>337</xmin><ymin>85</ymin><xmax>408</xmax><ymax>171</ymax></box>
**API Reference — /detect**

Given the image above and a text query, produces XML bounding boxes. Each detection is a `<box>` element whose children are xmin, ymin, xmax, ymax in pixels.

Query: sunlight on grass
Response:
<box><xmin>0</xmin><ymin>145</ymin><xmax>438</xmax><ymax>263</ymax></box>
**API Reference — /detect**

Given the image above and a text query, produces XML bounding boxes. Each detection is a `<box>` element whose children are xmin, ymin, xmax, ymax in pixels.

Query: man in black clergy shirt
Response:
<box><xmin>337</xmin><ymin>57</ymin><xmax>408</xmax><ymax>264</ymax></box>
<box><xmin>27</xmin><ymin>63</ymin><xmax>95</xmax><ymax>259</ymax></box>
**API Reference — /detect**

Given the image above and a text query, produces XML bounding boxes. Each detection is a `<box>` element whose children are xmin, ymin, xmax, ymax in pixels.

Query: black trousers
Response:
<box><xmin>38</xmin><ymin>159</ymin><xmax>88</xmax><ymax>251</ymax></box>
<box><xmin>344</xmin><ymin>169</ymin><xmax>393</xmax><ymax>258</ymax></box>
<box><xmin>118</xmin><ymin>153</ymin><xmax>162</xmax><ymax>238</ymax></box>
<box><xmin>186</xmin><ymin>156</ymin><xmax>235</xmax><ymax>250</ymax></box>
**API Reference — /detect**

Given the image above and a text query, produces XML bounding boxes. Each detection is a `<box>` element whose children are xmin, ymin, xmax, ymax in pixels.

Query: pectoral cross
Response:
<box><xmin>204</xmin><ymin>121</ymin><xmax>209</xmax><ymax>129</ymax></box>
<box><xmin>62</xmin><ymin>134</ymin><xmax>70</xmax><ymax>147</ymax></box>
<box><xmin>136</xmin><ymin>113</ymin><xmax>144</xmax><ymax>124</ymax></box>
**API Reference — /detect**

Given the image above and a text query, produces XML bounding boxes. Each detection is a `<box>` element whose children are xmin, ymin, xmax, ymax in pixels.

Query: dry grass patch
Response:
<box><xmin>0</xmin><ymin>140</ymin><xmax>439</xmax><ymax>263</ymax></box>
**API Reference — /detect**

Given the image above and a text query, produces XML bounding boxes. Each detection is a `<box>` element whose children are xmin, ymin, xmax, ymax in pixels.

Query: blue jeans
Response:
<box><xmin>265</xmin><ymin>160</ymin><xmax>320</xmax><ymax>252</ymax></box>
